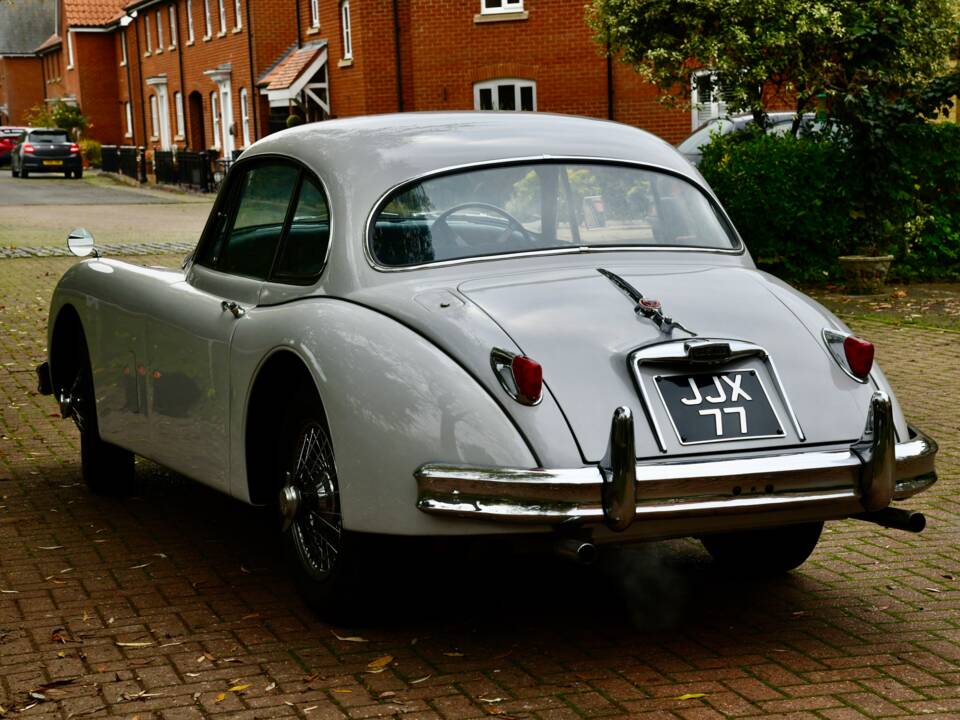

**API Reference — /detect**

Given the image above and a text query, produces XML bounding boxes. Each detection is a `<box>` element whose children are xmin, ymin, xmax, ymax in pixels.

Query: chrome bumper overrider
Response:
<box><xmin>415</xmin><ymin>392</ymin><xmax>937</xmax><ymax>531</ymax></box>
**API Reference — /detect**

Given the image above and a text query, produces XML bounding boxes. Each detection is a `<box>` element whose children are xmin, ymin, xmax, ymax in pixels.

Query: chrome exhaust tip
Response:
<box><xmin>555</xmin><ymin>538</ymin><xmax>598</xmax><ymax>565</ymax></box>
<box><xmin>854</xmin><ymin>507</ymin><xmax>926</xmax><ymax>533</ymax></box>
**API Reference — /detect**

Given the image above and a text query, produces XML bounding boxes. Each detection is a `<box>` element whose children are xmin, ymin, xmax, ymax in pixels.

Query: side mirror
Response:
<box><xmin>67</xmin><ymin>228</ymin><xmax>98</xmax><ymax>258</ymax></box>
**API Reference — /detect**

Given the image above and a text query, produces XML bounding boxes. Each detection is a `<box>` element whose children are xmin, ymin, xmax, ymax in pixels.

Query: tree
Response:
<box><xmin>25</xmin><ymin>101</ymin><xmax>90</xmax><ymax>139</ymax></box>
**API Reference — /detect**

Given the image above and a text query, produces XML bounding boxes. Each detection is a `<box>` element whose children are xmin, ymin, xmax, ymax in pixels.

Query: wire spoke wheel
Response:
<box><xmin>286</xmin><ymin>420</ymin><xmax>343</xmax><ymax>579</ymax></box>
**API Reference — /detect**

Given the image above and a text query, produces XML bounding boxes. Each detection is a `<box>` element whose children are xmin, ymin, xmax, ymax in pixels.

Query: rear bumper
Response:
<box><xmin>22</xmin><ymin>156</ymin><xmax>82</xmax><ymax>171</ymax></box>
<box><xmin>415</xmin><ymin>392</ymin><xmax>937</xmax><ymax>534</ymax></box>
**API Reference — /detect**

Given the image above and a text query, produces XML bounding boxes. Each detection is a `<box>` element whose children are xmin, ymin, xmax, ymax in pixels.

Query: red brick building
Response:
<box><xmin>0</xmin><ymin>0</ymin><xmax>56</xmax><ymax>126</ymax></box>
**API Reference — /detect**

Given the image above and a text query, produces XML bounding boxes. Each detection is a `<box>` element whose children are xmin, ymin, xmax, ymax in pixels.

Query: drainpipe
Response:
<box><xmin>246</xmin><ymin>0</ymin><xmax>258</xmax><ymax>139</ymax></box>
<box><xmin>132</xmin><ymin>12</ymin><xmax>148</xmax><ymax>181</ymax></box>
<box><xmin>294</xmin><ymin>0</ymin><xmax>302</xmax><ymax>49</ymax></box>
<box><xmin>123</xmin><ymin>26</ymin><xmax>134</xmax><ymax>143</ymax></box>
<box><xmin>392</xmin><ymin>0</ymin><xmax>403</xmax><ymax>112</ymax></box>
<box><xmin>174</xmin><ymin>4</ymin><xmax>188</xmax><ymax>148</ymax></box>
<box><xmin>606</xmin><ymin>40</ymin><xmax>614</xmax><ymax>121</ymax></box>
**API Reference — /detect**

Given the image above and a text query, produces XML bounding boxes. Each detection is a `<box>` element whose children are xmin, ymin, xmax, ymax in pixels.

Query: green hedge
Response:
<box><xmin>698</xmin><ymin>123</ymin><xmax>960</xmax><ymax>283</ymax></box>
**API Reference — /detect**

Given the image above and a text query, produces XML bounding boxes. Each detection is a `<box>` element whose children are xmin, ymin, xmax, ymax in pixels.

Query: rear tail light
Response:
<box><xmin>491</xmin><ymin>348</ymin><xmax>543</xmax><ymax>406</ymax></box>
<box><xmin>823</xmin><ymin>329</ymin><xmax>874</xmax><ymax>382</ymax></box>
<box><xmin>69</xmin><ymin>143</ymin><xmax>80</xmax><ymax>154</ymax></box>
<box><xmin>23</xmin><ymin>143</ymin><xmax>34</xmax><ymax>154</ymax></box>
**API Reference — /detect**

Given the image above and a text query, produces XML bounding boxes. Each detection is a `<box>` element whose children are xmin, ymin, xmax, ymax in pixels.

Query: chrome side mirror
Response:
<box><xmin>67</xmin><ymin>228</ymin><xmax>98</xmax><ymax>258</ymax></box>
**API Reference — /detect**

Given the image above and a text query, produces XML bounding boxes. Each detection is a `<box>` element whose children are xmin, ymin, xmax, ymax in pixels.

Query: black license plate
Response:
<box><xmin>654</xmin><ymin>370</ymin><xmax>785</xmax><ymax>445</ymax></box>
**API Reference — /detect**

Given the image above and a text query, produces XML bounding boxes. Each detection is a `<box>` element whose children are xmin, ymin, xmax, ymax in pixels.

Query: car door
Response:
<box><xmin>144</xmin><ymin>160</ymin><xmax>302</xmax><ymax>490</ymax></box>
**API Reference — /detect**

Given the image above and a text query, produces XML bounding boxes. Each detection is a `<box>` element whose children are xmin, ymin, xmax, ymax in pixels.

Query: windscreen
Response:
<box><xmin>30</xmin><ymin>131</ymin><xmax>70</xmax><ymax>143</ymax></box>
<box><xmin>370</xmin><ymin>162</ymin><xmax>738</xmax><ymax>267</ymax></box>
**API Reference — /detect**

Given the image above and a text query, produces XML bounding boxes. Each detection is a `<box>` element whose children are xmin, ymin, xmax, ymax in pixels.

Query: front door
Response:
<box><xmin>144</xmin><ymin>160</ymin><xmax>303</xmax><ymax>490</ymax></box>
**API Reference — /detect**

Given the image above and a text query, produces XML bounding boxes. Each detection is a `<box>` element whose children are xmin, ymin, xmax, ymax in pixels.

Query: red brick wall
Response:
<box><xmin>73</xmin><ymin>33</ymin><xmax>122</xmax><ymax>144</ymax></box>
<box><xmin>0</xmin><ymin>57</ymin><xmax>45</xmax><ymax>126</ymax></box>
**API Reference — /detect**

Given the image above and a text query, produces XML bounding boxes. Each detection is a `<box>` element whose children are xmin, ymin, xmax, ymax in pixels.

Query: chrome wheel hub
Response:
<box><xmin>278</xmin><ymin>484</ymin><xmax>301</xmax><ymax>532</ymax></box>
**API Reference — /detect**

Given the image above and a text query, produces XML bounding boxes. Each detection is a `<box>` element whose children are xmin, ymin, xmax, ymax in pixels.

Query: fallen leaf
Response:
<box><xmin>304</xmin><ymin>707</ymin><xmax>318</xmax><ymax>713</ymax></box>
<box><xmin>943</xmin><ymin>574</ymin><xmax>956</xmax><ymax>580</ymax></box>
<box><xmin>215</xmin><ymin>693</ymin><xmax>226</xmax><ymax>703</ymax></box>
<box><xmin>333</xmin><ymin>689</ymin><xmax>353</xmax><ymax>694</ymax></box>
<box><xmin>228</xmin><ymin>684</ymin><xmax>250</xmax><ymax>693</ymax></box>
<box><xmin>379</xmin><ymin>691</ymin><xmax>397</xmax><ymax>699</ymax></box>
<box><xmin>116</xmin><ymin>641</ymin><xmax>154</xmax><ymax>648</ymax></box>
<box><xmin>672</xmin><ymin>693</ymin><xmax>707</xmax><ymax>701</ymax></box>
<box><xmin>926</xmin><ymin>587</ymin><xmax>943</xmax><ymax>593</ymax></box>
<box><xmin>479</xmin><ymin>697</ymin><xmax>504</xmax><ymax>703</ymax></box>
<box><xmin>0</xmin><ymin>589</ymin><xmax>18</xmax><ymax>594</ymax></box>
<box><xmin>186</xmin><ymin>673</ymin><xmax>200</xmax><ymax>678</ymax></box>
<box><xmin>332</xmin><ymin>631</ymin><xmax>368</xmax><ymax>643</ymax></box>
<box><xmin>409</xmin><ymin>675</ymin><xmax>431</xmax><ymax>684</ymax></box>
<box><xmin>366</xmin><ymin>655</ymin><xmax>394</xmax><ymax>672</ymax></box>
<box><xmin>129</xmin><ymin>562</ymin><xmax>152</xmax><ymax>570</ymax></box>
<box><xmin>38</xmin><ymin>545</ymin><xmax>64</xmax><ymax>550</ymax></box>
<box><xmin>444</xmin><ymin>652</ymin><xmax>465</xmax><ymax>657</ymax></box>
<box><xmin>264</xmin><ymin>682</ymin><xmax>276</xmax><ymax>692</ymax></box>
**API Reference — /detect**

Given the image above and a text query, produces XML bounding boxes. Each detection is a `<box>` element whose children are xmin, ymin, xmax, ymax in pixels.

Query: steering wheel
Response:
<box><xmin>433</xmin><ymin>202</ymin><xmax>535</xmax><ymax>248</ymax></box>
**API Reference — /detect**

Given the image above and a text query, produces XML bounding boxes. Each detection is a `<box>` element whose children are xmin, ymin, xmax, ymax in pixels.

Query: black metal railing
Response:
<box><xmin>153</xmin><ymin>150</ymin><xmax>178</xmax><ymax>185</ymax></box>
<box><xmin>118</xmin><ymin>146</ymin><xmax>139</xmax><ymax>180</ymax></box>
<box><xmin>177</xmin><ymin>151</ymin><xmax>211</xmax><ymax>192</ymax></box>
<box><xmin>101</xmin><ymin>145</ymin><xmax>120</xmax><ymax>173</ymax></box>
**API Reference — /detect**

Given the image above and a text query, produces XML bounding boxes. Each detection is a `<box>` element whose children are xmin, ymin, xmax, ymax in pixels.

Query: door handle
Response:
<box><xmin>221</xmin><ymin>300</ymin><xmax>246</xmax><ymax>318</ymax></box>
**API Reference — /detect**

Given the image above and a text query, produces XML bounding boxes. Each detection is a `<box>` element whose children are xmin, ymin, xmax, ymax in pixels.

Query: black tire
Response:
<box><xmin>277</xmin><ymin>395</ymin><xmax>361</xmax><ymax>616</ymax></box>
<box><xmin>68</xmin><ymin>330</ymin><xmax>135</xmax><ymax>495</ymax></box>
<box><xmin>11</xmin><ymin>164</ymin><xmax>19</xmax><ymax>178</ymax></box>
<box><xmin>65</xmin><ymin>171</ymin><xmax>71</xmax><ymax>178</ymax></box>
<box><xmin>700</xmin><ymin>521</ymin><xmax>823</xmax><ymax>575</ymax></box>
<box><xmin>19</xmin><ymin>166</ymin><xmax>27</xmax><ymax>178</ymax></box>
<box><xmin>76</xmin><ymin>168</ymin><xmax>83</xmax><ymax>179</ymax></box>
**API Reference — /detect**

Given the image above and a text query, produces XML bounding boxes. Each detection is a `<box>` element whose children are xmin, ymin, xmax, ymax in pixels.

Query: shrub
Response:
<box><xmin>79</xmin><ymin>139</ymin><xmax>102</xmax><ymax>168</ymax></box>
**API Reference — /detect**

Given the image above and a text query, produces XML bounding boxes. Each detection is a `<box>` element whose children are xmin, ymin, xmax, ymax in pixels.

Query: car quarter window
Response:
<box><xmin>272</xmin><ymin>175</ymin><xmax>330</xmax><ymax>282</ymax></box>
<box><xmin>200</xmin><ymin>162</ymin><xmax>300</xmax><ymax>280</ymax></box>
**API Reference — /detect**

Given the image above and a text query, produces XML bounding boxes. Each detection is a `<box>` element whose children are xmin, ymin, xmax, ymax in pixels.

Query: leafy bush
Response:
<box><xmin>25</xmin><ymin>100</ymin><xmax>90</xmax><ymax>139</ymax></box>
<box><xmin>698</xmin><ymin>124</ymin><xmax>960</xmax><ymax>283</ymax></box>
<box><xmin>79</xmin><ymin>139</ymin><xmax>102</xmax><ymax>168</ymax></box>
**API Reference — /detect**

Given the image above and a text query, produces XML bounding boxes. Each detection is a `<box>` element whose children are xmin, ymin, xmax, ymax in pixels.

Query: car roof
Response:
<box><xmin>242</xmin><ymin>112</ymin><xmax>704</xmax><ymax>197</ymax></box>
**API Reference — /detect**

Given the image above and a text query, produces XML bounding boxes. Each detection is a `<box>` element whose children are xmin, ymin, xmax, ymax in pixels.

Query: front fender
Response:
<box><xmin>230</xmin><ymin>298</ymin><xmax>544</xmax><ymax>535</ymax></box>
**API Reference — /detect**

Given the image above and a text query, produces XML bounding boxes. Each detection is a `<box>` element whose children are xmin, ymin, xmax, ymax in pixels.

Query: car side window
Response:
<box><xmin>202</xmin><ymin>163</ymin><xmax>300</xmax><ymax>280</ymax></box>
<box><xmin>272</xmin><ymin>176</ymin><xmax>330</xmax><ymax>282</ymax></box>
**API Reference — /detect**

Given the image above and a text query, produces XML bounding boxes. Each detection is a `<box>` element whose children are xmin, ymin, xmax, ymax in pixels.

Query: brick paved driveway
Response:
<box><xmin>0</xmin><ymin>255</ymin><xmax>958</xmax><ymax>719</ymax></box>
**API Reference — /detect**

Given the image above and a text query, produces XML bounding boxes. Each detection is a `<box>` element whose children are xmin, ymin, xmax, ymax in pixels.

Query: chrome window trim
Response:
<box><xmin>363</xmin><ymin>155</ymin><xmax>746</xmax><ymax>273</ymax></box>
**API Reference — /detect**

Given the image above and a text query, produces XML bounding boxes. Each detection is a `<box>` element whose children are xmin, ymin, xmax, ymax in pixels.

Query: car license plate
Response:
<box><xmin>43</xmin><ymin>160</ymin><xmax>63</xmax><ymax>166</ymax></box>
<box><xmin>654</xmin><ymin>371</ymin><xmax>785</xmax><ymax>445</ymax></box>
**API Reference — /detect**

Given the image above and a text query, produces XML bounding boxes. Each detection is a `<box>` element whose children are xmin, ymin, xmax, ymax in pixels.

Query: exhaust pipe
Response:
<box><xmin>555</xmin><ymin>538</ymin><xmax>598</xmax><ymax>565</ymax></box>
<box><xmin>854</xmin><ymin>507</ymin><xmax>926</xmax><ymax>533</ymax></box>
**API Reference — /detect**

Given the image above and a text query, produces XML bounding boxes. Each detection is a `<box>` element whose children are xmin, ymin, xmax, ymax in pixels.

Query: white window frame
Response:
<box><xmin>691</xmin><ymin>70</ymin><xmax>728</xmax><ymax>130</ymax></box>
<box><xmin>340</xmin><ymin>0</ymin><xmax>352</xmax><ymax>60</ymax></box>
<box><xmin>150</xmin><ymin>94</ymin><xmax>159</xmax><ymax>138</ymax></box>
<box><xmin>210</xmin><ymin>91</ymin><xmax>221</xmax><ymax>149</ymax></box>
<box><xmin>144</xmin><ymin>14</ymin><xmax>152</xmax><ymax>53</ymax></box>
<box><xmin>203</xmin><ymin>0</ymin><xmax>212</xmax><ymax>38</ymax></box>
<box><xmin>240</xmin><ymin>87</ymin><xmax>250</xmax><ymax>146</ymax></box>
<box><xmin>310</xmin><ymin>0</ymin><xmax>319</xmax><ymax>28</ymax></box>
<box><xmin>66</xmin><ymin>30</ymin><xmax>75</xmax><ymax>68</ymax></box>
<box><xmin>234</xmin><ymin>0</ymin><xmax>242</xmax><ymax>29</ymax></box>
<box><xmin>217</xmin><ymin>0</ymin><xmax>226</xmax><ymax>34</ymax></box>
<box><xmin>169</xmin><ymin>6</ymin><xmax>178</xmax><ymax>47</ymax></box>
<box><xmin>473</xmin><ymin>78</ymin><xmax>536</xmax><ymax>111</ymax></box>
<box><xmin>186</xmin><ymin>0</ymin><xmax>195</xmax><ymax>43</ymax></box>
<box><xmin>175</xmin><ymin>91</ymin><xmax>185</xmax><ymax>137</ymax></box>
<box><xmin>124</xmin><ymin>101</ymin><xmax>133</xmax><ymax>138</ymax></box>
<box><xmin>120</xmin><ymin>31</ymin><xmax>127</xmax><ymax>65</ymax></box>
<box><xmin>480</xmin><ymin>0</ymin><xmax>523</xmax><ymax>15</ymax></box>
<box><xmin>156</xmin><ymin>10</ymin><xmax>164</xmax><ymax>52</ymax></box>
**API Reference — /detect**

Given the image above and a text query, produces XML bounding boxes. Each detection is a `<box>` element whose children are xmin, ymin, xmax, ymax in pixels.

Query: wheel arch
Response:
<box><xmin>244</xmin><ymin>348</ymin><xmax>328</xmax><ymax>505</ymax></box>
<box><xmin>49</xmin><ymin>303</ymin><xmax>85</xmax><ymax>398</ymax></box>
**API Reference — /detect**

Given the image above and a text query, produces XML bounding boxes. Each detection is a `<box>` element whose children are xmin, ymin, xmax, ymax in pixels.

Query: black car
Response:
<box><xmin>11</xmin><ymin>128</ymin><xmax>83</xmax><ymax>179</ymax></box>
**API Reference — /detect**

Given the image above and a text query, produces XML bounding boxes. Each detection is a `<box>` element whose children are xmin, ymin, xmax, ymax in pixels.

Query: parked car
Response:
<box><xmin>0</xmin><ymin>126</ymin><xmax>29</xmax><ymax>165</ymax></box>
<box><xmin>678</xmin><ymin>112</ymin><xmax>822</xmax><ymax>166</ymax></box>
<box><xmin>11</xmin><ymin>128</ymin><xmax>83</xmax><ymax>178</ymax></box>
<box><xmin>37</xmin><ymin>113</ymin><xmax>936</xmax><ymax>613</ymax></box>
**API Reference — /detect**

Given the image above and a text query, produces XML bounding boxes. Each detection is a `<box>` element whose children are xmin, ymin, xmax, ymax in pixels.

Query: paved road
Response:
<box><xmin>0</xmin><ymin>172</ymin><xmax>212</xmax><ymax>250</ymax></box>
<box><xmin>0</xmin><ymin>255</ymin><xmax>957</xmax><ymax>719</ymax></box>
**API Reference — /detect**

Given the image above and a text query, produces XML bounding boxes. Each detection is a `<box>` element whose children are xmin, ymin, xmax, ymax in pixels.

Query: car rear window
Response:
<box><xmin>29</xmin><ymin>131</ymin><xmax>70</xmax><ymax>143</ymax></box>
<box><xmin>370</xmin><ymin>162</ymin><xmax>739</xmax><ymax>268</ymax></box>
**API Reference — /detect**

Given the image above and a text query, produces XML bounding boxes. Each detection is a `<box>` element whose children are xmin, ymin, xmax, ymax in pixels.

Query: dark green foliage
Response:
<box><xmin>698</xmin><ymin>124</ymin><xmax>960</xmax><ymax>282</ymax></box>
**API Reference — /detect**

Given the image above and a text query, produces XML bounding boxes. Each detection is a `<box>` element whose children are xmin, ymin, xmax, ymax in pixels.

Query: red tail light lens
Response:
<box><xmin>511</xmin><ymin>356</ymin><xmax>543</xmax><ymax>405</ymax></box>
<box><xmin>23</xmin><ymin>143</ymin><xmax>35</xmax><ymax>154</ymax></box>
<box><xmin>69</xmin><ymin>143</ymin><xmax>80</xmax><ymax>154</ymax></box>
<box><xmin>843</xmin><ymin>335</ymin><xmax>874</xmax><ymax>379</ymax></box>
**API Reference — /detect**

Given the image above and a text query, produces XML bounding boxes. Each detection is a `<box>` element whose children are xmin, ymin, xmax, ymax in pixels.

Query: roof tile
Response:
<box><xmin>64</xmin><ymin>0</ymin><xmax>127</xmax><ymax>28</ymax></box>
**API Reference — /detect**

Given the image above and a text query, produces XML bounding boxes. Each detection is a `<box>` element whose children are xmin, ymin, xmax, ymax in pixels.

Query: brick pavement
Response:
<box><xmin>0</xmin><ymin>255</ymin><xmax>958</xmax><ymax>719</ymax></box>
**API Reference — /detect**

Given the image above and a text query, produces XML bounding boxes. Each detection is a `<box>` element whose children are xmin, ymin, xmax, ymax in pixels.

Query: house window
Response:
<box><xmin>169</xmin><ymin>6</ymin><xmax>178</xmax><ymax>47</ymax></box>
<box><xmin>340</xmin><ymin>0</ymin><xmax>352</xmax><ymax>60</ymax></box>
<box><xmin>473</xmin><ymin>79</ymin><xmax>536</xmax><ymax>111</ymax></box>
<box><xmin>150</xmin><ymin>95</ymin><xmax>159</xmax><ymax>138</ymax></box>
<box><xmin>124</xmin><ymin>102</ymin><xmax>133</xmax><ymax>137</ymax></box>
<box><xmin>234</xmin><ymin>0</ymin><xmax>241</xmax><ymax>29</ymax></box>
<box><xmin>120</xmin><ymin>31</ymin><xmax>127</xmax><ymax>65</ymax></box>
<box><xmin>203</xmin><ymin>0</ymin><xmax>212</xmax><ymax>38</ymax></box>
<box><xmin>211</xmin><ymin>91</ymin><xmax>221</xmax><ymax>149</ymax></box>
<box><xmin>217</xmin><ymin>0</ymin><xmax>226</xmax><ymax>34</ymax></box>
<box><xmin>481</xmin><ymin>0</ymin><xmax>523</xmax><ymax>14</ymax></box>
<box><xmin>310</xmin><ymin>0</ymin><xmax>319</xmax><ymax>27</ymax></box>
<box><xmin>144</xmin><ymin>15</ymin><xmax>152</xmax><ymax>53</ymax></box>
<box><xmin>239</xmin><ymin>87</ymin><xmax>250</xmax><ymax>146</ymax></box>
<box><xmin>66</xmin><ymin>30</ymin><xmax>75</xmax><ymax>68</ymax></box>
<box><xmin>175</xmin><ymin>91</ymin><xmax>185</xmax><ymax>137</ymax></box>
<box><xmin>691</xmin><ymin>70</ymin><xmax>729</xmax><ymax>130</ymax></box>
<box><xmin>156</xmin><ymin>10</ymin><xmax>164</xmax><ymax>52</ymax></box>
<box><xmin>186</xmin><ymin>0</ymin><xmax>195</xmax><ymax>42</ymax></box>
